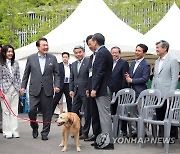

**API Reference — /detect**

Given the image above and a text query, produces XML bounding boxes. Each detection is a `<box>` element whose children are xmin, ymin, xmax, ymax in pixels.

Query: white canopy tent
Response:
<box><xmin>15</xmin><ymin>0</ymin><xmax>144</xmax><ymax>59</ymax></box>
<box><xmin>15</xmin><ymin>0</ymin><xmax>144</xmax><ymax>77</ymax></box>
<box><xmin>143</xmin><ymin>3</ymin><xmax>180</xmax><ymax>60</ymax></box>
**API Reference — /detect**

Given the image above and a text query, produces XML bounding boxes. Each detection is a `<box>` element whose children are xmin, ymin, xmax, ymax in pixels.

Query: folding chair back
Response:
<box><xmin>139</xmin><ymin>90</ymin><xmax>180</xmax><ymax>153</ymax></box>
<box><xmin>137</xmin><ymin>89</ymin><xmax>161</xmax><ymax>119</ymax></box>
<box><xmin>111</xmin><ymin>88</ymin><xmax>136</xmax><ymax>138</ymax></box>
<box><xmin>164</xmin><ymin>90</ymin><xmax>180</xmax><ymax>124</ymax></box>
<box><xmin>115</xmin><ymin>88</ymin><xmax>136</xmax><ymax>116</ymax></box>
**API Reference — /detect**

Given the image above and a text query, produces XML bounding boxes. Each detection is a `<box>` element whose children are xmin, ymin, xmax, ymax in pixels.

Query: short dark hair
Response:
<box><xmin>73</xmin><ymin>45</ymin><xmax>85</xmax><ymax>52</ymax></box>
<box><xmin>111</xmin><ymin>46</ymin><xmax>121</xmax><ymax>53</ymax></box>
<box><xmin>136</xmin><ymin>44</ymin><xmax>148</xmax><ymax>53</ymax></box>
<box><xmin>62</xmin><ymin>52</ymin><xmax>70</xmax><ymax>57</ymax></box>
<box><xmin>156</xmin><ymin>40</ymin><xmax>169</xmax><ymax>52</ymax></box>
<box><xmin>0</xmin><ymin>44</ymin><xmax>2</xmax><ymax>48</ymax></box>
<box><xmin>92</xmin><ymin>33</ymin><xmax>105</xmax><ymax>46</ymax></box>
<box><xmin>36</xmin><ymin>38</ymin><xmax>48</xmax><ymax>47</ymax></box>
<box><xmin>86</xmin><ymin>35</ymin><xmax>93</xmax><ymax>45</ymax></box>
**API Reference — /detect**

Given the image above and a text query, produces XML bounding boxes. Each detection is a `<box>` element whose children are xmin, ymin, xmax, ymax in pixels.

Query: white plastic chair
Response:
<box><xmin>139</xmin><ymin>90</ymin><xmax>180</xmax><ymax>153</ymax></box>
<box><xmin>111</xmin><ymin>88</ymin><xmax>136</xmax><ymax>138</ymax></box>
<box><xmin>137</xmin><ymin>89</ymin><xmax>162</xmax><ymax>138</ymax></box>
<box><xmin>113</xmin><ymin>89</ymin><xmax>162</xmax><ymax>138</ymax></box>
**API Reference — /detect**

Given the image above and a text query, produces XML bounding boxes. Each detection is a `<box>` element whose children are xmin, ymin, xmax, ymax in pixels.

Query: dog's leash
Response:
<box><xmin>0</xmin><ymin>89</ymin><xmax>55</xmax><ymax>124</ymax></box>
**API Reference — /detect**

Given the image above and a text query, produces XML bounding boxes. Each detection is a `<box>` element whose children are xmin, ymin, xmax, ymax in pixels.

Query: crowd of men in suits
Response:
<box><xmin>60</xmin><ymin>36</ymin><xmax>179</xmax><ymax>149</ymax></box>
<box><xmin>0</xmin><ymin>33</ymin><xmax>179</xmax><ymax>150</ymax></box>
<box><xmin>55</xmin><ymin>34</ymin><xmax>178</xmax><ymax>149</ymax></box>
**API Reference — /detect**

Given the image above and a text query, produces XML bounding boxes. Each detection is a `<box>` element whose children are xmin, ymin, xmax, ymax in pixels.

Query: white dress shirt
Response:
<box><xmin>113</xmin><ymin>58</ymin><xmax>119</xmax><ymax>70</ymax></box>
<box><xmin>63</xmin><ymin>62</ymin><xmax>70</xmax><ymax>83</ymax></box>
<box><xmin>92</xmin><ymin>52</ymin><xmax>96</xmax><ymax>66</ymax></box>
<box><xmin>6</xmin><ymin>59</ymin><xmax>12</xmax><ymax>75</ymax></box>
<box><xmin>38</xmin><ymin>53</ymin><xmax>46</xmax><ymax>74</ymax></box>
<box><xmin>133</xmin><ymin>57</ymin><xmax>144</xmax><ymax>73</ymax></box>
<box><xmin>158</xmin><ymin>53</ymin><xmax>168</xmax><ymax>73</ymax></box>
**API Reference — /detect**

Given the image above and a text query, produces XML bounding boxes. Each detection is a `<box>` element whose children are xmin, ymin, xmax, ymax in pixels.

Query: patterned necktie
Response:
<box><xmin>77</xmin><ymin>61</ymin><xmax>81</xmax><ymax>73</ymax></box>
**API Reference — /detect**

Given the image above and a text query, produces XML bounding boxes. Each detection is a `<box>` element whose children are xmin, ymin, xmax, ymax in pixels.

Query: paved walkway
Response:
<box><xmin>0</xmin><ymin>114</ymin><xmax>180</xmax><ymax>154</ymax></box>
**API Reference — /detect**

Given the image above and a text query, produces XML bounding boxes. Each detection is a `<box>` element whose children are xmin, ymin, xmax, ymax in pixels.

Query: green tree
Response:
<box><xmin>27</xmin><ymin>0</ymin><xmax>78</xmax><ymax>42</ymax></box>
<box><xmin>105</xmin><ymin>0</ymin><xmax>180</xmax><ymax>34</ymax></box>
<box><xmin>0</xmin><ymin>0</ymin><xmax>78</xmax><ymax>48</ymax></box>
<box><xmin>0</xmin><ymin>0</ymin><xmax>32</xmax><ymax>47</ymax></box>
<box><xmin>1</xmin><ymin>0</ymin><xmax>180</xmax><ymax>48</ymax></box>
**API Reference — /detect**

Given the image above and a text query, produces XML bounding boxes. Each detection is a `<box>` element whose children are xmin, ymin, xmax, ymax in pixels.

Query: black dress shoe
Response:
<box><xmin>42</xmin><ymin>135</ymin><xmax>48</xmax><ymax>140</ymax></box>
<box><xmin>32</xmin><ymin>129</ymin><xmax>38</xmax><ymax>138</ymax></box>
<box><xmin>0</xmin><ymin>128</ymin><xmax>3</xmax><ymax>133</ymax></box>
<box><xmin>131</xmin><ymin>132</ymin><xmax>147</xmax><ymax>138</ymax></box>
<box><xmin>94</xmin><ymin>143</ymin><xmax>114</xmax><ymax>150</ymax></box>
<box><xmin>122</xmin><ymin>132</ymin><xmax>128</xmax><ymax>137</ymax></box>
<box><xmin>84</xmin><ymin>135</ymin><xmax>96</xmax><ymax>141</ymax></box>
<box><xmin>79</xmin><ymin>134</ymin><xmax>88</xmax><ymax>140</ymax></box>
<box><xmin>131</xmin><ymin>132</ymin><xmax>137</xmax><ymax>138</ymax></box>
<box><xmin>91</xmin><ymin>142</ymin><xmax>98</xmax><ymax>146</ymax></box>
<box><xmin>170</xmin><ymin>135</ymin><xmax>178</xmax><ymax>139</ymax></box>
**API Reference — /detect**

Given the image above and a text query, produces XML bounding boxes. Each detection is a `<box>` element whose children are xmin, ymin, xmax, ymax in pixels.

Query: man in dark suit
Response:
<box><xmin>111</xmin><ymin>46</ymin><xmax>129</xmax><ymax>136</ymax></box>
<box><xmin>69</xmin><ymin>45</ymin><xmax>90</xmax><ymax>139</ymax></box>
<box><xmin>52</xmin><ymin>52</ymin><xmax>72</xmax><ymax>115</ymax></box>
<box><xmin>125</xmin><ymin>43</ymin><xmax>150</xmax><ymax>136</ymax></box>
<box><xmin>90</xmin><ymin>33</ymin><xmax>114</xmax><ymax>150</ymax></box>
<box><xmin>21</xmin><ymin>38</ymin><xmax>60</xmax><ymax>141</ymax></box>
<box><xmin>85</xmin><ymin>35</ymin><xmax>101</xmax><ymax>142</ymax></box>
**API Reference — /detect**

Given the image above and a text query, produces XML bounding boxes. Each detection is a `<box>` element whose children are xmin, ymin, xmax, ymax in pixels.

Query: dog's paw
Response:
<box><xmin>59</xmin><ymin>143</ymin><xmax>64</xmax><ymax>147</ymax></box>
<box><xmin>62</xmin><ymin>147</ymin><xmax>67</xmax><ymax>152</ymax></box>
<box><xmin>77</xmin><ymin>147</ymin><xmax>81</xmax><ymax>152</ymax></box>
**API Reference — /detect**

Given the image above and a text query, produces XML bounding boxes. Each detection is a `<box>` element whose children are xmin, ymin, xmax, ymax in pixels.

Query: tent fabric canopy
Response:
<box><xmin>143</xmin><ymin>3</ymin><xmax>180</xmax><ymax>60</ymax></box>
<box><xmin>15</xmin><ymin>0</ymin><xmax>143</xmax><ymax>60</ymax></box>
<box><xmin>15</xmin><ymin>1</ymin><xmax>180</xmax><ymax>78</ymax></box>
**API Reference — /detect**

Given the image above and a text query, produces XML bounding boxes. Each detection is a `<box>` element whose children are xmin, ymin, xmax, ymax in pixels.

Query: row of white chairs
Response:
<box><xmin>111</xmin><ymin>88</ymin><xmax>180</xmax><ymax>153</ymax></box>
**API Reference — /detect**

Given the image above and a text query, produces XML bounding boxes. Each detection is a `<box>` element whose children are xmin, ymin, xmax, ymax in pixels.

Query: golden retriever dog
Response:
<box><xmin>56</xmin><ymin>112</ymin><xmax>81</xmax><ymax>152</ymax></box>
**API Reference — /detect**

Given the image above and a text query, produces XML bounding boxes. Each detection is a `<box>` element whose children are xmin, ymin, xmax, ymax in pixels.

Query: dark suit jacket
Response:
<box><xmin>58</xmin><ymin>62</ymin><xmax>71</xmax><ymax>90</ymax></box>
<box><xmin>69</xmin><ymin>57</ymin><xmax>89</xmax><ymax>96</ymax></box>
<box><xmin>129</xmin><ymin>59</ymin><xmax>150</xmax><ymax>97</ymax></box>
<box><xmin>86</xmin><ymin>54</ymin><xmax>93</xmax><ymax>91</ymax></box>
<box><xmin>21</xmin><ymin>53</ymin><xmax>60</xmax><ymax>97</ymax></box>
<box><xmin>112</xmin><ymin>58</ymin><xmax>129</xmax><ymax>93</ymax></box>
<box><xmin>92</xmin><ymin>46</ymin><xmax>113</xmax><ymax>97</ymax></box>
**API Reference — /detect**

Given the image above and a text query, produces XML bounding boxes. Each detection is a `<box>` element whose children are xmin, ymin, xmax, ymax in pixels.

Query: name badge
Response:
<box><xmin>64</xmin><ymin>77</ymin><xmax>69</xmax><ymax>83</ymax></box>
<box><xmin>89</xmin><ymin>68</ymin><xmax>92</xmax><ymax>77</ymax></box>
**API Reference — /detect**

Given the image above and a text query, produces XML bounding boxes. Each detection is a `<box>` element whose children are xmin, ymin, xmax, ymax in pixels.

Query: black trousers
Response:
<box><xmin>72</xmin><ymin>90</ymin><xmax>90</xmax><ymax>136</ymax></box>
<box><xmin>52</xmin><ymin>83</ymin><xmax>72</xmax><ymax>115</ymax></box>
<box><xmin>29</xmin><ymin>87</ymin><xmax>53</xmax><ymax>137</ymax></box>
<box><xmin>89</xmin><ymin>97</ymin><xmax>101</xmax><ymax>137</ymax></box>
<box><xmin>156</xmin><ymin>100</ymin><xmax>178</xmax><ymax>138</ymax></box>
